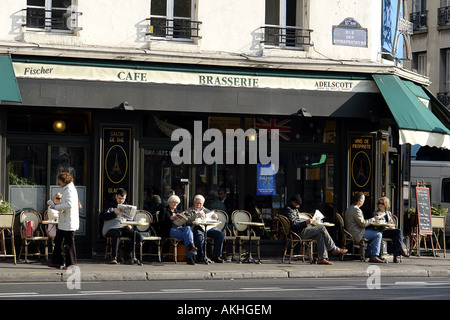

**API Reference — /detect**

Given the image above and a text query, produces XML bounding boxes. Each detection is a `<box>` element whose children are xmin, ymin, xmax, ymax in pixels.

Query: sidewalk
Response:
<box><xmin>0</xmin><ymin>251</ymin><xmax>448</xmax><ymax>282</ymax></box>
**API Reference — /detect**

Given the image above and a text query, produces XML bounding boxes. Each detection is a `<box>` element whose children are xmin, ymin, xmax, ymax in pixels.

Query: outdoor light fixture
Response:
<box><xmin>53</xmin><ymin>120</ymin><xmax>66</xmax><ymax>133</ymax></box>
<box><xmin>116</xmin><ymin>101</ymin><xmax>134</xmax><ymax>111</ymax></box>
<box><xmin>297</xmin><ymin>108</ymin><xmax>312</xmax><ymax>117</ymax></box>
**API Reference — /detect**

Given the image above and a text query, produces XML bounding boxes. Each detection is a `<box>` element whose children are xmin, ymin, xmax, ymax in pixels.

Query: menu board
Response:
<box><xmin>415</xmin><ymin>187</ymin><xmax>432</xmax><ymax>235</ymax></box>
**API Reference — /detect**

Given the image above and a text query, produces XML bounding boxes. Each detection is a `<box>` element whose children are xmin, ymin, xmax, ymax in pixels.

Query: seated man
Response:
<box><xmin>100</xmin><ymin>188</ymin><xmax>143</xmax><ymax>264</ymax></box>
<box><xmin>344</xmin><ymin>192</ymin><xmax>384</xmax><ymax>263</ymax></box>
<box><xmin>281</xmin><ymin>194</ymin><xmax>347</xmax><ymax>265</ymax></box>
<box><xmin>189</xmin><ymin>194</ymin><xmax>225</xmax><ymax>263</ymax></box>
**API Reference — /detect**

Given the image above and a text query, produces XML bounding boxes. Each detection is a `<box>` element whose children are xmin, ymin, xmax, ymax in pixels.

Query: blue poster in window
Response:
<box><xmin>257</xmin><ymin>163</ymin><xmax>276</xmax><ymax>196</ymax></box>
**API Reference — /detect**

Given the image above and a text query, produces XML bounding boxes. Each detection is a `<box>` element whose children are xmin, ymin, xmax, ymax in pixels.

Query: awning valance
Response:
<box><xmin>373</xmin><ymin>74</ymin><xmax>450</xmax><ymax>150</ymax></box>
<box><xmin>0</xmin><ymin>55</ymin><xmax>22</xmax><ymax>103</ymax></box>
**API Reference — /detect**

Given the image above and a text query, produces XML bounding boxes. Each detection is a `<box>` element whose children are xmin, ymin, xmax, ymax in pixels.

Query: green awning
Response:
<box><xmin>373</xmin><ymin>74</ymin><xmax>450</xmax><ymax>150</ymax></box>
<box><xmin>0</xmin><ymin>55</ymin><xmax>22</xmax><ymax>103</ymax></box>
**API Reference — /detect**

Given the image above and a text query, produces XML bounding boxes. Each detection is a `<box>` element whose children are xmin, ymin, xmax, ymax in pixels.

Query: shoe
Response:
<box><xmin>108</xmin><ymin>258</ymin><xmax>118</xmax><ymax>264</ymax></box>
<box><xmin>196</xmin><ymin>256</ymin><xmax>205</xmax><ymax>263</ymax></box>
<box><xmin>369</xmin><ymin>257</ymin><xmax>385</xmax><ymax>263</ymax></box>
<box><xmin>186</xmin><ymin>257</ymin><xmax>196</xmax><ymax>265</ymax></box>
<box><xmin>212</xmin><ymin>256</ymin><xmax>224</xmax><ymax>263</ymax></box>
<box><xmin>399</xmin><ymin>247</ymin><xmax>409</xmax><ymax>258</ymax></box>
<box><xmin>186</xmin><ymin>243</ymin><xmax>198</xmax><ymax>254</ymax></box>
<box><xmin>47</xmin><ymin>263</ymin><xmax>61</xmax><ymax>269</ymax></box>
<box><xmin>317</xmin><ymin>259</ymin><xmax>333</xmax><ymax>265</ymax></box>
<box><xmin>393</xmin><ymin>256</ymin><xmax>399</xmax><ymax>263</ymax></box>
<box><xmin>331</xmin><ymin>247</ymin><xmax>348</xmax><ymax>255</ymax></box>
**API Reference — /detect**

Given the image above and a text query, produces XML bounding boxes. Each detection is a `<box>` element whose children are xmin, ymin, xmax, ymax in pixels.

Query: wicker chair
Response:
<box><xmin>0</xmin><ymin>210</ymin><xmax>17</xmax><ymax>264</ymax></box>
<box><xmin>278</xmin><ymin>215</ymin><xmax>315</xmax><ymax>263</ymax></box>
<box><xmin>135</xmin><ymin>210</ymin><xmax>162</xmax><ymax>262</ymax></box>
<box><xmin>335</xmin><ymin>212</ymin><xmax>367</xmax><ymax>261</ymax></box>
<box><xmin>19</xmin><ymin>209</ymin><xmax>48</xmax><ymax>263</ymax></box>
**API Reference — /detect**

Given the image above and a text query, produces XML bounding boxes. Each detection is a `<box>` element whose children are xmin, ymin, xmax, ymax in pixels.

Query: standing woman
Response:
<box><xmin>48</xmin><ymin>172</ymin><xmax>79</xmax><ymax>269</ymax></box>
<box><xmin>373</xmin><ymin>197</ymin><xmax>409</xmax><ymax>263</ymax></box>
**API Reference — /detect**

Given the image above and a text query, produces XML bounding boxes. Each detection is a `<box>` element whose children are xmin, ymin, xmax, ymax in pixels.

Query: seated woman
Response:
<box><xmin>158</xmin><ymin>195</ymin><xmax>198</xmax><ymax>265</ymax></box>
<box><xmin>373</xmin><ymin>197</ymin><xmax>409</xmax><ymax>263</ymax></box>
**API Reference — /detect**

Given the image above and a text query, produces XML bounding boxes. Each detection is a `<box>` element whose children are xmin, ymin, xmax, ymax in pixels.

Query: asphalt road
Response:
<box><xmin>1</xmin><ymin>277</ymin><xmax>449</xmax><ymax>300</ymax></box>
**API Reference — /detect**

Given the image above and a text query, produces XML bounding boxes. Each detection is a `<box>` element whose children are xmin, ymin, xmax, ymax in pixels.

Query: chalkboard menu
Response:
<box><xmin>415</xmin><ymin>187</ymin><xmax>433</xmax><ymax>235</ymax></box>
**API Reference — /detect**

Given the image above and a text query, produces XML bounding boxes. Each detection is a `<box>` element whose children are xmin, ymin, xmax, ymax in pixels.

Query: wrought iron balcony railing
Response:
<box><xmin>260</xmin><ymin>25</ymin><xmax>312</xmax><ymax>48</ymax></box>
<box><xmin>23</xmin><ymin>8</ymin><xmax>82</xmax><ymax>31</ymax></box>
<box><xmin>410</xmin><ymin>11</ymin><xmax>428</xmax><ymax>31</ymax></box>
<box><xmin>438</xmin><ymin>6</ymin><xmax>450</xmax><ymax>26</ymax></box>
<box><xmin>437</xmin><ymin>92</ymin><xmax>450</xmax><ymax>109</ymax></box>
<box><xmin>146</xmin><ymin>17</ymin><xmax>201</xmax><ymax>40</ymax></box>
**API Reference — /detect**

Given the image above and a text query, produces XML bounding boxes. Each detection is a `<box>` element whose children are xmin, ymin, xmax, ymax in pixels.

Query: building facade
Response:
<box><xmin>0</xmin><ymin>0</ymin><xmax>448</xmax><ymax>257</ymax></box>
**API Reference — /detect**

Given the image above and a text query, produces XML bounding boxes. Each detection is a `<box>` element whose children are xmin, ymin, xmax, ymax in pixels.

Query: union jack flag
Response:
<box><xmin>255</xmin><ymin>118</ymin><xmax>292</xmax><ymax>141</ymax></box>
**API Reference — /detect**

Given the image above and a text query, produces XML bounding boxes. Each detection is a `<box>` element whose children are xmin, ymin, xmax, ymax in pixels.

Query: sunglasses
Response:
<box><xmin>56</xmin><ymin>198</ymin><xmax>62</xmax><ymax>200</ymax></box>
<box><xmin>377</xmin><ymin>202</ymin><xmax>384</xmax><ymax>205</ymax></box>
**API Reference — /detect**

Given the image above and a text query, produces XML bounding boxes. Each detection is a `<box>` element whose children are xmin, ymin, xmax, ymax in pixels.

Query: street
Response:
<box><xmin>1</xmin><ymin>277</ymin><xmax>449</xmax><ymax>300</ymax></box>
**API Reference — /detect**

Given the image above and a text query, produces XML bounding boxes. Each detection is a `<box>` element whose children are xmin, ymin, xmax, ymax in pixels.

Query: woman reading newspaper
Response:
<box><xmin>158</xmin><ymin>195</ymin><xmax>198</xmax><ymax>265</ymax></box>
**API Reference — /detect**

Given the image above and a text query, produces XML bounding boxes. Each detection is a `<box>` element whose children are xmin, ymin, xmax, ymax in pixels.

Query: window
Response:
<box><xmin>417</xmin><ymin>52</ymin><xmax>427</xmax><ymax>76</ymax></box>
<box><xmin>25</xmin><ymin>0</ymin><xmax>81</xmax><ymax>32</ymax></box>
<box><xmin>442</xmin><ymin>178</ymin><xmax>450</xmax><ymax>203</ymax></box>
<box><xmin>411</xmin><ymin>0</ymin><xmax>427</xmax><ymax>30</ymax></box>
<box><xmin>148</xmin><ymin>0</ymin><xmax>201</xmax><ymax>40</ymax></box>
<box><xmin>262</xmin><ymin>0</ymin><xmax>311</xmax><ymax>48</ymax></box>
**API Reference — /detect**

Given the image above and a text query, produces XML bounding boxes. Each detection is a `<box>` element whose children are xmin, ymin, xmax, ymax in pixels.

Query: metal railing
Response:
<box><xmin>438</xmin><ymin>6</ymin><xmax>450</xmax><ymax>26</ymax></box>
<box><xmin>260</xmin><ymin>25</ymin><xmax>312</xmax><ymax>47</ymax></box>
<box><xmin>23</xmin><ymin>8</ymin><xmax>82</xmax><ymax>31</ymax></box>
<box><xmin>437</xmin><ymin>92</ymin><xmax>450</xmax><ymax>108</ymax></box>
<box><xmin>146</xmin><ymin>17</ymin><xmax>201</xmax><ymax>40</ymax></box>
<box><xmin>410</xmin><ymin>11</ymin><xmax>428</xmax><ymax>31</ymax></box>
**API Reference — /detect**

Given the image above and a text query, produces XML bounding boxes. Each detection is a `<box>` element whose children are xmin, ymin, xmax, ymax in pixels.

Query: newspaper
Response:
<box><xmin>312</xmin><ymin>210</ymin><xmax>324</xmax><ymax>224</ymax></box>
<box><xmin>173</xmin><ymin>212</ymin><xmax>188</xmax><ymax>225</ymax></box>
<box><xmin>118</xmin><ymin>204</ymin><xmax>137</xmax><ymax>220</ymax></box>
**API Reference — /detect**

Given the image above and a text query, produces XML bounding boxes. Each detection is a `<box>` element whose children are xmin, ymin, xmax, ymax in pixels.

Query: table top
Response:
<box><xmin>371</xmin><ymin>222</ymin><xmax>395</xmax><ymax>227</ymax></box>
<box><xmin>42</xmin><ymin>220</ymin><xmax>58</xmax><ymax>225</ymax></box>
<box><xmin>120</xmin><ymin>220</ymin><xmax>149</xmax><ymax>226</ymax></box>
<box><xmin>193</xmin><ymin>220</ymin><xmax>220</xmax><ymax>226</ymax></box>
<box><xmin>311</xmin><ymin>222</ymin><xmax>335</xmax><ymax>227</ymax></box>
<box><xmin>237</xmin><ymin>221</ymin><xmax>265</xmax><ymax>227</ymax></box>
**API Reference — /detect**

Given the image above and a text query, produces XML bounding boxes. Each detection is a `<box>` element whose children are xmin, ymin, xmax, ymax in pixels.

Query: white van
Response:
<box><xmin>411</xmin><ymin>160</ymin><xmax>450</xmax><ymax>242</ymax></box>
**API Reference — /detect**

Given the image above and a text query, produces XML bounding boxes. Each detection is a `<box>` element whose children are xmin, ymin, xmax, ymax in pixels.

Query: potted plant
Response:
<box><xmin>0</xmin><ymin>194</ymin><xmax>13</xmax><ymax>213</ymax></box>
<box><xmin>431</xmin><ymin>203</ymin><xmax>448</xmax><ymax>216</ymax></box>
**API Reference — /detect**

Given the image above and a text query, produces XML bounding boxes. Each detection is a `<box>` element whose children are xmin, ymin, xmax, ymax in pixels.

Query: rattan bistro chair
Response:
<box><xmin>135</xmin><ymin>210</ymin><xmax>162</xmax><ymax>262</ymax></box>
<box><xmin>0</xmin><ymin>210</ymin><xmax>17</xmax><ymax>264</ymax></box>
<box><xmin>278</xmin><ymin>215</ymin><xmax>315</xmax><ymax>263</ymax></box>
<box><xmin>19</xmin><ymin>209</ymin><xmax>49</xmax><ymax>263</ymax></box>
<box><xmin>209</xmin><ymin>210</ymin><xmax>236</xmax><ymax>259</ymax></box>
<box><xmin>335</xmin><ymin>212</ymin><xmax>367</xmax><ymax>261</ymax></box>
<box><xmin>231</xmin><ymin>210</ymin><xmax>261</xmax><ymax>261</ymax></box>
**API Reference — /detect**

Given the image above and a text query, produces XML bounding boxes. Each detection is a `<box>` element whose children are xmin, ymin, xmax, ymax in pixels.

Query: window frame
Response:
<box><xmin>25</xmin><ymin>0</ymin><xmax>81</xmax><ymax>33</ymax></box>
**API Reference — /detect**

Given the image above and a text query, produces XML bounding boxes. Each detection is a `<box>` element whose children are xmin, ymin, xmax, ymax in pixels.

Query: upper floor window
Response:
<box><xmin>438</xmin><ymin>0</ymin><xmax>450</xmax><ymax>26</ymax></box>
<box><xmin>262</xmin><ymin>0</ymin><xmax>312</xmax><ymax>48</ymax></box>
<box><xmin>410</xmin><ymin>0</ymin><xmax>427</xmax><ymax>31</ymax></box>
<box><xmin>147</xmin><ymin>0</ymin><xmax>201</xmax><ymax>40</ymax></box>
<box><xmin>25</xmin><ymin>0</ymin><xmax>82</xmax><ymax>32</ymax></box>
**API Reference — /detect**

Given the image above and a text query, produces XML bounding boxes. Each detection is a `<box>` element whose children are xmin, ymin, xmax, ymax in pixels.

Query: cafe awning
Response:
<box><xmin>373</xmin><ymin>74</ymin><xmax>450</xmax><ymax>150</ymax></box>
<box><xmin>0</xmin><ymin>55</ymin><xmax>22</xmax><ymax>103</ymax></box>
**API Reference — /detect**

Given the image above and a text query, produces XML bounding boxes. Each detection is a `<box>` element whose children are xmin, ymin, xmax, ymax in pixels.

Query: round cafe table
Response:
<box><xmin>42</xmin><ymin>220</ymin><xmax>58</xmax><ymax>225</ymax></box>
<box><xmin>120</xmin><ymin>220</ymin><xmax>149</xmax><ymax>266</ymax></box>
<box><xmin>236</xmin><ymin>221</ymin><xmax>265</xmax><ymax>264</ymax></box>
<box><xmin>193</xmin><ymin>220</ymin><xmax>220</xmax><ymax>264</ymax></box>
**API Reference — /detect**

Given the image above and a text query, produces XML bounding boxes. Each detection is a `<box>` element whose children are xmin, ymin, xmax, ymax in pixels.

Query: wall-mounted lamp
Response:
<box><xmin>115</xmin><ymin>101</ymin><xmax>134</xmax><ymax>111</ymax></box>
<box><xmin>297</xmin><ymin>108</ymin><xmax>312</xmax><ymax>117</ymax></box>
<box><xmin>53</xmin><ymin>120</ymin><xmax>66</xmax><ymax>133</ymax></box>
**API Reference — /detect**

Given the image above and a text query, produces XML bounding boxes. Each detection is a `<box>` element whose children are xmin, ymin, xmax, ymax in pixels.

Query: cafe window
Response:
<box><xmin>7</xmin><ymin>144</ymin><xmax>88</xmax><ymax>235</ymax></box>
<box><xmin>7</xmin><ymin>108</ymin><xmax>91</xmax><ymax>134</ymax></box>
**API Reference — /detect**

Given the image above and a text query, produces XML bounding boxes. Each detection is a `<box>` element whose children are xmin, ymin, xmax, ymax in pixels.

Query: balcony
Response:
<box><xmin>23</xmin><ymin>8</ymin><xmax>82</xmax><ymax>32</ymax></box>
<box><xmin>261</xmin><ymin>25</ymin><xmax>313</xmax><ymax>48</ymax></box>
<box><xmin>437</xmin><ymin>92</ymin><xmax>450</xmax><ymax>109</ymax></box>
<box><xmin>146</xmin><ymin>18</ymin><xmax>201</xmax><ymax>40</ymax></box>
<box><xmin>438</xmin><ymin>6</ymin><xmax>450</xmax><ymax>26</ymax></box>
<box><xmin>410</xmin><ymin>11</ymin><xmax>428</xmax><ymax>31</ymax></box>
